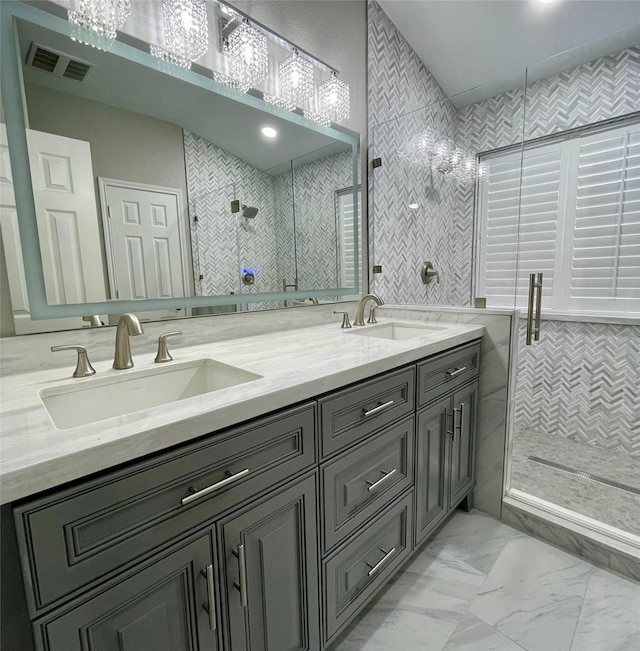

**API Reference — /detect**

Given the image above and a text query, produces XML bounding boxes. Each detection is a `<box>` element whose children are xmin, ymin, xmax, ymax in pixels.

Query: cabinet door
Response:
<box><xmin>220</xmin><ymin>475</ymin><xmax>320</xmax><ymax>651</ymax></box>
<box><xmin>40</xmin><ymin>534</ymin><xmax>218</xmax><ymax>651</ymax></box>
<box><xmin>415</xmin><ymin>398</ymin><xmax>448</xmax><ymax>546</ymax></box>
<box><xmin>449</xmin><ymin>382</ymin><xmax>478</xmax><ymax>508</ymax></box>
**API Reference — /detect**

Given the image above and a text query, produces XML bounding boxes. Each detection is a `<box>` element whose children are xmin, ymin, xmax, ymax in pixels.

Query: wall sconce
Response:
<box><xmin>150</xmin><ymin>0</ymin><xmax>209</xmax><ymax>69</ymax></box>
<box><xmin>68</xmin><ymin>0</ymin><xmax>131</xmax><ymax>50</ymax></box>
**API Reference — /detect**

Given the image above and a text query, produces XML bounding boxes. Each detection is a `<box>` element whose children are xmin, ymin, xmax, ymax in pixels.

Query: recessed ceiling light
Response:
<box><xmin>536</xmin><ymin>0</ymin><xmax>557</xmax><ymax>3</ymax></box>
<box><xmin>408</xmin><ymin>203</ymin><xmax>419</xmax><ymax>210</ymax></box>
<box><xmin>261</xmin><ymin>126</ymin><xmax>277</xmax><ymax>138</ymax></box>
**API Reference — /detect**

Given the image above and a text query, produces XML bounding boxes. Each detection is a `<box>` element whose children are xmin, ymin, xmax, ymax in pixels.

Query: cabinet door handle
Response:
<box><xmin>232</xmin><ymin>544</ymin><xmax>248</xmax><ymax>607</ymax></box>
<box><xmin>181</xmin><ymin>468</ymin><xmax>250</xmax><ymax>506</ymax></box>
<box><xmin>366</xmin><ymin>468</ymin><xmax>398</xmax><ymax>492</ymax></box>
<box><xmin>446</xmin><ymin>407</ymin><xmax>454</xmax><ymax>439</ymax></box>
<box><xmin>362</xmin><ymin>399</ymin><xmax>395</xmax><ymax>418</ymax></box>
<box><xmin>453</xmin><ymin>403</ymin><xmax>465</xmax><ymax>439</ymax></box>
<box><xmin>446</xmin><ymin>366</ymin><xmax>467</xmax><ymax>379</ymax></box>
<box><xmin>200</xmin><ymin>565</ymin><xmax>217</xmax><ymax>630</ymax></box>
<box><xmin>366</xmin><ymin>547</ymin><xmax>396</xmax><ymax>577</ymax></box>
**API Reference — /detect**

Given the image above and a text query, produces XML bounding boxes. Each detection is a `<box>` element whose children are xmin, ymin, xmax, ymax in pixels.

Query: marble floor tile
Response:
<box><xmin>422</xmin><ymin>509</ymin><xmax>525</xmax><ymax>574</ymax></box>
<box><xmin>331</xmin><ymin>510</ymin><xmax>638</xmax><ymax>651</ymax></box>
<box><xmin>442</xmin><ymin>613</ymin><xmax>526</xmax><ymax>651</ymax></box>
<box><xmin>469</xmin><ymin>537</ymin><xmax>593</xmax><ymax>651</ymax></box>
<box><xmin>570</xmin><ymin>567</ymin><xmax>640</xmax><ymax>651</ymax></box>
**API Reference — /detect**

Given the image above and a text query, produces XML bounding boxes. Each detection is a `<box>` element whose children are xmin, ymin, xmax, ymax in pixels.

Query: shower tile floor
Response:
<box><xmin>331</xmin><ymin>509</ymin><xmax>640</xmax><ymax>651</ymax></box>
<box><xmin>510</xmin><ymin>426</ymin><xmax>640</xmax><ymax>537</ymax></box>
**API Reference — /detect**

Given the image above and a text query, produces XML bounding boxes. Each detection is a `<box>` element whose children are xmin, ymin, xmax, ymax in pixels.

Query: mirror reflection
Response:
<box><xmin>3</xmin><ymin>15</ymin><xmax>359</xmax><ymax>323</ymax></box>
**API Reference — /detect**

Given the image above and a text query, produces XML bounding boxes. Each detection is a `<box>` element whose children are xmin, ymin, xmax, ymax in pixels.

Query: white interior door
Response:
<box><xmin>0</xmin><ymin>125</ymin><xmax>100</xmax><ymax>334</ymax></box>
<box><xmin>100</xmin><ymin>180</ymin><xmax>187</xmax><ymax>320</ymax></box>
<box><xmin>26</xmin><ymin>129</ymin><xmax>107</xmax><ymax>305</ymax></box>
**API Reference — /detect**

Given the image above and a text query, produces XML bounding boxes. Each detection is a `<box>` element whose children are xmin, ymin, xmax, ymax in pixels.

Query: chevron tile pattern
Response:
<box><xmin>514</xmin><ymin>320</ymin><xmax>640</xmax><ymax>457</ymax></box>
<box><xmin>367</xmin><ymin>0</ymin><xmax>448</xmax><ymax>128</ymax></box>
<box><xmin>184</xmin><ymin>131</ymin><xmax>355</xmax><ymax>307</ymax></box>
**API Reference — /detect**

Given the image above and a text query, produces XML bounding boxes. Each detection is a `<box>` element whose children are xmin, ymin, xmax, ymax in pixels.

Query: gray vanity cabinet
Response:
<box><xmin>219</xmin><ymin>475</ymin><xmax>320</xmax><ymax>651</ymax></box>
<box><xmin>415</xmin><ymin>382</ymin><xmax>479</xmax><ymax>547</ymax></box>
<box><xmin>449</xmin><ymin>382</ymin><xmax>478</xmax><ymax>508</ymax></box>
<box><xmin>414</xmin><ymin>397</ymin><xmax>448</xmax><ymax>545</ymax></box>
<box><xmin>37</xmin><ymin>532</ymin><xmax>219</xmax><ymax>651</ymax></box>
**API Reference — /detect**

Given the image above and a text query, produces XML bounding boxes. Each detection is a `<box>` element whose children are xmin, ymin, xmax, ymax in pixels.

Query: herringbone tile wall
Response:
<box><xmin>515</xmin><ymin>320</ymin><xmax>640</xmax><ymax>456</ymax></box>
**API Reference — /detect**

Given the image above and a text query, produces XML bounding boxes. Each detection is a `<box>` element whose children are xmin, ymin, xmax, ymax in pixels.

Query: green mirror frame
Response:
<box><xmin>0</xmin><ymin>0</ymin><xmax>360</xmax><ymax>320</ymax></box>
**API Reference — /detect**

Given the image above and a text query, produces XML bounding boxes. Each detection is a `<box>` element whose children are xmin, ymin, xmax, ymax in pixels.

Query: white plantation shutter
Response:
<box><xmin>478</xmin><ymin>147</ymin><xmax>561</xmax><ymax>308</ymax></box>
<box><xmin>477</xmin><ymin>120</ymin><xmax>640</xmax><ymax>315</ymax></box>
<box><xmin>568</xmin><ymin>125</ymin><xmax>640</xmax><ymax>311</ymax></box>
<box><xmin>338</xmin><ymin>188</ymin><xmax>361</xmax><ymax>288</ymax></box>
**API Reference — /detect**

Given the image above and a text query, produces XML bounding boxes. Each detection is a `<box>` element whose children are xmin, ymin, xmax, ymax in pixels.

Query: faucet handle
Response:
<box><xmin>368</xmin><ymin>306</ymin><xmax>378</xmax><ymax>324</ymax></box>
<box><xmin>154</xmin><ymin>331</ymin><xmax>183</xmax><ymax>363</ymax></box>
<box><xmin>334</xmin><ymin>311</ymin><xmax>352</xmax><ymax>329</ymax></box>
<box><xmin>51</xmin><ymin>345</ymin><xmax>96</xmax><ymax>378</ymax></box>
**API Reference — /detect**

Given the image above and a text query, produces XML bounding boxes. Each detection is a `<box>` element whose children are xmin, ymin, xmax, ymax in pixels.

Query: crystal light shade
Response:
<box><xmin>303</xmin><ymin>109</ymin><xmax>331</xmax><ymax>128</ymax></box>
<box><xmin>318</xmin><ymin>72</ymin><xmax>350</xmax><ymax>124</ymax></box>
<box><xmin>68</xmin><ymin>0</ymin><xmax>130</xmax><ymax>50</ymax></box>
<box><xmin>213</xmin><ymin>71</ymin><xmax>250</xmax><ymax>94</ymax></box>
<box><xmin>226</xmin><ymin>21</ymin><xmax>268</xmax><ymax>87</ymax></box>
<box><xmin>279</xmin><ymin>51</ymin><xmax>313</xmax><ymax>107</ymax></box>
<box><xmin>150</xmin><ymin>0</ymin><xmax>209</xmax><ymax>69</ymax></box>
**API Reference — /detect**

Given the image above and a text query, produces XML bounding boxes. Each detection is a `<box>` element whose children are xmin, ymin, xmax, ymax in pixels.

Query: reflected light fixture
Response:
<box><xmin>261</xmin><ymin>126</ymin><xmax>277</xmax><ymax>138</ymax></box>
<box><xmin>226</xmin><ymin>20</ymin><xmax>268</xmax><ymax>87</ymax></box>
<box><xmin>408</xmin><ymin>203</ymin><xmax>419</xmax><ymax>210</ymax></box>
<box><xmin>318</xmin><ymin>72</ymin><xmax>350</xmax><ymax>124</ymax></box>
<box><xmin>150</xmin><ymin>0</ymin><xmax>209</xmax><ymax>69</ymax></box>
<box><xmin>68</xmin><ymin>0</ymin><xmax>131</xmax><ymax>50</ymax></box>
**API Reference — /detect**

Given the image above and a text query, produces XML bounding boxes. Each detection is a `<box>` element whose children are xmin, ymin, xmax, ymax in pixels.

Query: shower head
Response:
<box><xmin>242</xmin><ymin>204</ymin><xmax>258</xmax><ymax>218</ymax></box>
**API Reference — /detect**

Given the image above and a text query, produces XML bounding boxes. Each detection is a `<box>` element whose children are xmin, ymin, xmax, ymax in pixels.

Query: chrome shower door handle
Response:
<box><xmin>526</xmin><ymin>272</ymin><xmax>544</xmax><ymax>345</ymax></box>
<box><xmin>534</xmin><ymin>272</ymin><xmax>543</xmax><ymax>342</ymax></box>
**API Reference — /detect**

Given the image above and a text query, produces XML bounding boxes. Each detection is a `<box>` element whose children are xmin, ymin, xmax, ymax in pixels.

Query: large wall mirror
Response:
<box><xmin>0</xmin><ymin>1</ymin><xmax>360</xmax><ymax>333</ymax></box>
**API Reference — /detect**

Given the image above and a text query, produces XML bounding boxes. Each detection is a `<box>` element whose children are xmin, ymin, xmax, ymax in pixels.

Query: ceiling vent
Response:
<box><xmin>26</xmin><ymin>43</ymin><xmax>93</xmax><ymax>82</ymax></box>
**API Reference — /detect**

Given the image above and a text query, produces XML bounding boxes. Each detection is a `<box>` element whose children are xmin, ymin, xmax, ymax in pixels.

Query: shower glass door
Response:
<box><xmin>507</xmin><ymin>57</ymin><xmax>640</xmax><ymax>541</ymax></box>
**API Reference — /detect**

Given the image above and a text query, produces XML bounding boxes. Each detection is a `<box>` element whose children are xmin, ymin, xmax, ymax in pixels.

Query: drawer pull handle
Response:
<box><xmin>366</xmin><ymin>468</ymin><xmax>398</xmax><ymax>492</ymax></box>
<box><xmin>367</xmin><ymin>547</ymin><xmax>396</xmax><ymax>577</ymax></box>
<box><xmin>181</xmin><ymin>468</ymin><xmax>250</xmax><ymax>506</ymax></box>
<box><xmin>446</xmin><ymin>366</ymin><xmax>467</xmax><ymax>379</ymax></box>
<box><xmin>200</xmin><ymin>565</ymin><xmax>217</xmax><ymax>630</ymax></box>
<box><xmin>232</xmin><ymin>544</ymin><xmax>248</xmax><ymax>607</ymax></box>
<box><xmin>362</xmin><ymin>399</ymin><xmax>395</xmax><ymax>418</ymax></box>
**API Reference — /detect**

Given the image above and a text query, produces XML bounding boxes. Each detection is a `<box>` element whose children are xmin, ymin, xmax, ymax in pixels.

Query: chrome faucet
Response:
<box><xmin>113</xmin><ymin>314</ymin><xmax>144</xmax><ymax>369</ymax></box>
<box><xmin>354</xmin><ymin>294</ymin><xmax>384</xmax><ymax>326</ymax></box>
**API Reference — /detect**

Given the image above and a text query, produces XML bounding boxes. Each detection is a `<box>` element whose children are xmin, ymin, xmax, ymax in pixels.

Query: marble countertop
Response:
<box><xmin>0</xmin><ymin>318</ymin><xmax>483</xmax><ymax>504</ymax></box>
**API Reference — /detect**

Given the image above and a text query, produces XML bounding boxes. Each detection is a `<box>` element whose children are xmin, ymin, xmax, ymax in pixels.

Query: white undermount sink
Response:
<box><xmin>349</xmin><ymin>322</ymin><xmax>447</xmax><ymax>341</ymax></box>
<box><xmin>39</xmin><ymin>359</ymin><xmax>263</xmax><ymax>430</ymax></box>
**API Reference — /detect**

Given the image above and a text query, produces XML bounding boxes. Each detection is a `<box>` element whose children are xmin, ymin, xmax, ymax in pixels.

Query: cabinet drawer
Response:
<box><xmin>15</xmin><ymin>403</ymin><xmax>316</xmax><ymax>615</ymax></box>
<box><xmin>323</xmin><ymin>491</ymin><xmax>413</xmax><ymax>643</ymax></box>
<box><xmin>319</xmin><ymin>367</ymin><xmax>415</xmax><ymax>458</ymax></box>
<box><xmin>321</xmin><ymin>417</ymin><xmax>414</xmax><ymax>552</ymax></box>
<box><xmin>417</xmin><ymin>341</ymin><xmax>480</xmax><ymax>408</ymax></box>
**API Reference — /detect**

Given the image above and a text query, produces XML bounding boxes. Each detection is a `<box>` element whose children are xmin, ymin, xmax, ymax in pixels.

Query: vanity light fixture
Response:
<box><xmin>225</xmin><ymin>20</ymin><xmax>268</xmax><ymax>87</ymax></box>
<box><xmin>261</xmin><ymin>126</ymin><xmax>277</xmax><ymax>138</ymax></box>
<box><xmin>279</xmin><ymin>50</ymin><xmax>314</xmax><ymax>107</ymax></box>
<box><xmin>68</xmin><ymin>0</ymin><xmax>131</xmax><ymax>50</ymax></box>
<box><xmin>150</xmin><ymin>0</ymin><xmax>209</xmax><ymax>69</ymax></box>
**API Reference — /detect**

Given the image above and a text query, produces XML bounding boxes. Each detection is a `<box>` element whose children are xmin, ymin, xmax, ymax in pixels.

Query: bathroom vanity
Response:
<box><xmin>0</xmin><ymin>321</ymin><xmax>482</xmax><ymax>650</ymax></box>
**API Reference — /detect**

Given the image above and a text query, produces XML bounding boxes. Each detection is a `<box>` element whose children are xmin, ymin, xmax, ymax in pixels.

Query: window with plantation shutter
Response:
<box><xmin>337</xmin><ymin>188</ymin><xmax>361</xmax><ymax>288</ymax></box>
<box><xmin>476</xmin><ymin>121</ymin><xmax>640</xmax><ymax>316</ymax></box>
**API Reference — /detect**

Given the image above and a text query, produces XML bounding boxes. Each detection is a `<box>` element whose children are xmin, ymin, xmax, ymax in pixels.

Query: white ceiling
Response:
<box><xmin>377</xmin><ymin>0</ymin><xmax>640</xmax><ymax>107</ymax></box>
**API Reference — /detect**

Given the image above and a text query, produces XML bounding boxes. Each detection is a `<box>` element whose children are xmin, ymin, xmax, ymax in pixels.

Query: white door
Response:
<box><xmin>100</xmin><ymin>180</ymin><xmax>187</xmax><ymax>320</ymax></box>
<box><xmin>0</xmin><ymin>125</ymin><xmax>99</xmax><ymax>334</ymax></box>
<box><xmin>26</xmin><ymin>129</ymin><xmax>107</xmax><ymax>305</ymax></box>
